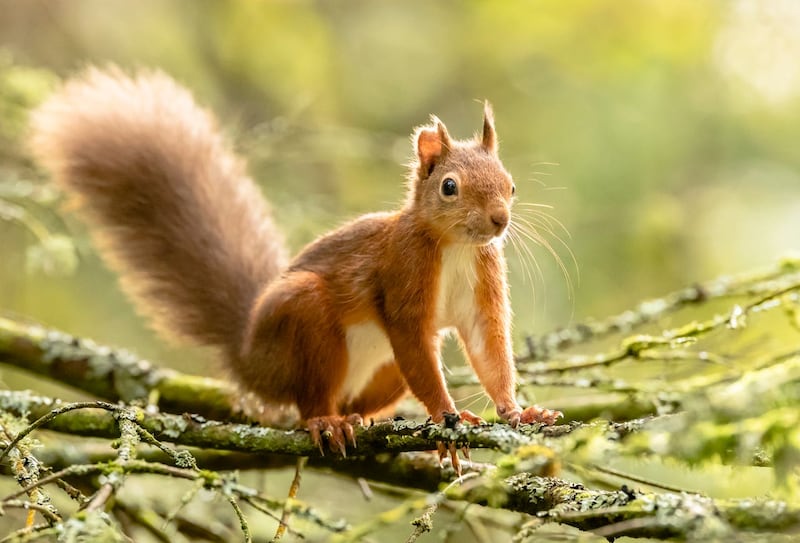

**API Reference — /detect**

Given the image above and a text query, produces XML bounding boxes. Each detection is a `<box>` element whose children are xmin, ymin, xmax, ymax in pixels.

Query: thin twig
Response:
<box><xmin>0</xmin><ymin>500</ymin><xmax>62</xmax><ymax>524</ymax></box>
<box><xmin>0</xmin><ymin>523</ymin><xmax>57</xmax><ymax>543</ymax></box>
<box><xmin>3</xmin><ymin>464</ymin><xmax>100</xmax><ymax>501</ymax></box>
<box><xmin>84</xmin><ymin>483</ymin><xmax>114</xmax><ymax>513</ymax></box>
<box><xmin>0</xmin><ymin>401</ymin><xmax>118</xmax><ymax>464</ymax></box>
<box><xmin>521</xmin><ymin>261</ymin><xmax>800</xmax><ymax>360</ymax></box>
<box><xmin>135</xmin><ymin>426</ymin><xmax>197</xmax><ymax>469</ymax></box>
<box><xmin>1</xmin><ymin>429</ymin><xmax>59</xmax><ymax>526</ymax></box>
<box><xmin>226</xmin><ymin>495</ymin><xmax>252</xmax><ymax>543</ymax></box>
<box><xmin>586</xmin><ymin>464</ymin><xmax>694</xmax><ymax>494</ymax></box>
<box><xmin>272</xmin><ymin>456</ymin><xmax>307</xmax><ymax>542</ymax></box>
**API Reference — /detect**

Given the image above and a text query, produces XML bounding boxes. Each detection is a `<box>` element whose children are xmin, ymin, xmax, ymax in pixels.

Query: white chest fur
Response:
<box><xmin>339</xmin><ymin>245</ymin><xmax>482</xmax><ymax>403</ymax></box>
<box><xmin>435</xmin><ymin>245</ymin><xmax>480</xmax><ymax>331</ymax></box>
<box><xmin>436</xmin><ymin>245</ymin><xmax>486</xmax><ymax>361</ymax></box>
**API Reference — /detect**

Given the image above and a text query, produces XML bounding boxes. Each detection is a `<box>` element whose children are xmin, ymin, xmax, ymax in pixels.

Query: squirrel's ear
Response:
<box><xmin>481</xmin><ymin>100</ymin><xmax>498</xmax><ymax>154</ymax></box>
<box><xmin>415</xmin><ymin>117</ymin><xmax>451</xmax><ymax>178</ymax></box>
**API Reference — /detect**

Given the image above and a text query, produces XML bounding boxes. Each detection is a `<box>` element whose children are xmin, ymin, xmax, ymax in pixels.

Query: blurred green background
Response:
<box><xmin>2</xmin><ymin>2</ymin><xmax>800</xmax><ymax>540</ymax></box>
<box><xmin>2</xmin><ymin>0</ymin><xmax>800</xmax><ymax>376</ymax></box>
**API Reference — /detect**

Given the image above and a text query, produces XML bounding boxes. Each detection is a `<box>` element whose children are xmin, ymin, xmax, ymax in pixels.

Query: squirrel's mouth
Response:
<box><xmin>466</xmin><ymin>230</ymin><xmax>505</xmax><ymax>246</ymax></box>
<box><xmin>453</xmin><ymin>222</ymin><xmax>507</xmax><ymax>246</ymax></box>
<box><xmin>473</xmin><ymin>234</ymin><xmax>495</xmax><ymax>244</ymax></box>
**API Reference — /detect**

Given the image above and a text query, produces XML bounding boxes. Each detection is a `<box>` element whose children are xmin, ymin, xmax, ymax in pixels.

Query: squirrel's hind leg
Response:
<box><xmin>245</xmin><ymin>271</ymin><xmax>358</xmax><ymax>454</ymax></box>
<box><xmin>307</xmin><ymin>361</ymin><xmax>409</xmax><ymax>456</ymax></box>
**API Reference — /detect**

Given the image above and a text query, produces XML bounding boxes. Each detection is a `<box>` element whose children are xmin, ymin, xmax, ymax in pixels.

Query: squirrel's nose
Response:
<box><xmin>489</xmin><ymin>208</ymin><xmax>509</xmax><ymax>233</ymax></box>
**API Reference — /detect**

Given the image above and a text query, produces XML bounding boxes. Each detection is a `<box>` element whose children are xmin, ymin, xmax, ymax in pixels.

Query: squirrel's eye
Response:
<box><xmin>441</xmin><ymin>178</ymin><xmax>458</xmax><ymax>197</ymax></box>
<box><xmin>511</xmin><ymin>184</ymin><xmax>516</xmax><ymax>196</ymax></box>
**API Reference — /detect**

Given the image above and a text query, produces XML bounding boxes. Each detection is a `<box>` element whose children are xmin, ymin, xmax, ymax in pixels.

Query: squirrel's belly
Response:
<box><xmin>341</xmin><ymin>320</ymin><xmax>394</xmax><ymax>401</ymax></box>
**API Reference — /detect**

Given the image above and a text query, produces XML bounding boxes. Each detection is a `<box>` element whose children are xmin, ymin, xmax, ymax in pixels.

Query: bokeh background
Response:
<box><xmin>3</xmin><ymin>0</ymin><xmax>799</xmax><ymax>373</ymax></box>
<box><xmin>1</xmin><ymin>1</ymin><xmax>800</xmax><ymax>540</ymax></box>
<box><xmin>6</xmin><ymin>0</ymin><xmax>800</xmax><ymax>376</ymax></box>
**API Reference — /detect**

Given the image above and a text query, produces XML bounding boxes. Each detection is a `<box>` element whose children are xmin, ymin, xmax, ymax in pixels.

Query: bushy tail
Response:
<box><xmin>30</xmin><ymin>67</ymin><xmax>288</xmax><ymax>351</ymax></box>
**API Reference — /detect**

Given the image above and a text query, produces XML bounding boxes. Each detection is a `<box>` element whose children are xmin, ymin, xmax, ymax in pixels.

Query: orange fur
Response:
<box><xmin>30</xmin><ymin>68</ymin><xmax>560</xmax><ymax>449</ymax></box>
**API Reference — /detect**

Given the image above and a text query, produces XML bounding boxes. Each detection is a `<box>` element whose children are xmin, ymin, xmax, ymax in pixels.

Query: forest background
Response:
<box><xmin>1</xmin><ymin>1</ymin><xmax>800</xmax><ymax>541</ymax></box>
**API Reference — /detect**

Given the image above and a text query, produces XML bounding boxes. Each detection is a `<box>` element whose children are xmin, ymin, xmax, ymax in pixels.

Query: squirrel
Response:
<box><xmin>29</xmin><ymin>67</ymin><xmax>562</xmax><ymax>458</ymax></box>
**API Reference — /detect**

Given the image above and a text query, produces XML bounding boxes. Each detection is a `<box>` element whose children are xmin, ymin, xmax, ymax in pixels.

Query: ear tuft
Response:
<box><xmin>415</xmin><ymin>116</ymin><xmax>451</xmax><ymax>178</ymax></box>
<box><xmin>481</xmin><ymin>100</ymin><xmax>498</xmax><ymax>154</ymax></box>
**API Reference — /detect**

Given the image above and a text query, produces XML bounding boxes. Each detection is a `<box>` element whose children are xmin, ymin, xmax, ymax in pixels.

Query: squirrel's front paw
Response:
<box><xmin>518</xmin><ymin>405</ymin><xmax>563</xmax><ymax>426</ymax></box>
<box><xmin>499</xmin><ymin>405</ymin><xmax>563</xmax><ymax>427</ymax></box>
<box><xmin>307</xmin><ymin>414</ymin><xmax>363</xmax><ymax>456</ymax></box>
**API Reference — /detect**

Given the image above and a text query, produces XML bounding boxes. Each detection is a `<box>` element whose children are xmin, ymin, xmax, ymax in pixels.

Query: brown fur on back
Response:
<box><xmin>29</xmin><ymin>68</ymin><xmax>288</xmax><ymax>353</ymax></box>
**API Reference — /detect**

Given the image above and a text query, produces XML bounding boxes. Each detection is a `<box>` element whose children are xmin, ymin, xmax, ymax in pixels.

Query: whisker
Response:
<box><xmin>516</xmin><ymin>215</ymin><xmax>574</xmax><ymax>256</ymax></box>
<box><xmin>508</xmin><ymin>230</ymin><xmax>540</xmax><ymax>306</ymax></box>
<box><xmin>509</xmin><ymin>226</ymin><xmax>546</xmax><ymax>302</ymax></box>
<box><xmin>459</xmin><ymin>389</ymin><xmax>495</xmax><ymax>414</ymax></box>
<box><xmin>515</xmin><ymin>207</ymin><xmax>563</xmax><ymax>231</ymax></box>
<box><xmin>516</xmin><ymin>207</ymin><xmax>571</xmax><ymax>238</ymax></box>
<box><xmin>507</xmin><ymin>229</ymin><xmax>538</xmax><ymax>299</ymax></box>
<box><xmin>515</xmin><ymin>202</ymin><xmax>555</xmax><ymax>210</ymax></box>
<box><xmin>483</xmin><ymin>395</ymin><xmax>492</xmax><ymax>414</ymax></box>
<box><xmin>517</xmin><ymin>233</ymin><xmax>546</xmax><ymax>291</ymax></box>
<box><xmin>529</xmin><ymin>177</ymin><xmax>548</xmax><ymax>188</ymax></box>
<box><xmin>529</xmin><ymin>161</ymin><xmax>560</xmax><ymax>167</ymax></box>
<box><xmin>512</xmin><ymin>220</ymin><xmax>576</xmax><ymax>300</ymax></box>
<box><xmin>514</xmin><ymin>214</ymin><xmax>558</xmax><ymax>239</ymax></box>
<box><xmin>517</xmin><ymin>215</ymin><xmax>580</xmax><ymax>285</ymax></box>
<box><xmin>512</xmin><ymin>228</ymin><xmax>542</xmax><ymax>286</ymax></box>
<box><xmin>460</xmin><ymin>389</ymin><xmax>490</xmax><ymax>403</ymax></box>
<box><xmin>514</xmin><ymin>217</ymin><xmax>574</xmax><ymax>273</ymax></box>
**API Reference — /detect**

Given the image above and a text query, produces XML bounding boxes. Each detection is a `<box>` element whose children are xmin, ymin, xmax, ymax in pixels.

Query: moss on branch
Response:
<box><xmin>0</xmin><ymin>390</ymin><xmax>556</xmax><ymax>459</ymax></box>
<box><xmin>0</xmin><ymin>317</ymin><xmax>237</xmax><ymax>420</ymax></box>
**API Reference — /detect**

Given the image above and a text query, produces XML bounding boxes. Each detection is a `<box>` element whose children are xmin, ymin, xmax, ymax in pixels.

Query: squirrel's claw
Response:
<box><xmin>436</xmin><ymin>410</ymin><xmax>483</xmax><ymax>475</ymax></box>
<box><xmin>308</xmin><ymin>420</ymin><xmax>326</xmax><ymax>455</ymax></box>
<box><xmin>307</xmin><ymin>414</ymin><xmax>364</xmax><ymax>456</ymax></box>
<box><xmin>343</xmin><ymin>414</ymin><xmax>363</xmax><ymax>448</ymax></box>
<box><xmin>437</xmin><ymin>441</ymin><xmax>462</xmax><ymax>475</ymax></box>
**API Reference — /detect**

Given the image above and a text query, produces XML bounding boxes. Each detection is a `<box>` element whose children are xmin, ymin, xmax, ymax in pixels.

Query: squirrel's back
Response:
<box><xmin>30</xmin><ymin>68</ymin><xmax>288</xmax><ymax>353</ymax></box>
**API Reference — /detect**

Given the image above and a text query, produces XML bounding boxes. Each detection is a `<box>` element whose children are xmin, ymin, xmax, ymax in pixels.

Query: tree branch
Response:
<box><xmin>520</xmin><ymin>256</ymin><xmax>800</xmax><ymax>360</ymax></box>
<box><xmin>0</xmin><ymin>390</ymin><xmax>553</xmax><ymax>457</ymax></box>
<box><xmin>0</xmin><ymin>317</ymin><xmax>238</xmax><ymax>421</ymax></box>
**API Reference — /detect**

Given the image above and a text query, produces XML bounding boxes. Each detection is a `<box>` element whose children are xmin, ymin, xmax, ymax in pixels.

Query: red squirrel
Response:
<box><xmin>30</xmin><ymin>68</ymin><xmax>562</xmax><ymax>455</ymax></box>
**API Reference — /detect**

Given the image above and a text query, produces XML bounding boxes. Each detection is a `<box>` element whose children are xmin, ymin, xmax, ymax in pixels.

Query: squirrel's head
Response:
<box><xmin>408</xmin><ymin>101</ymin><xmax>515</xmax><ymax>246</ymax></box>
